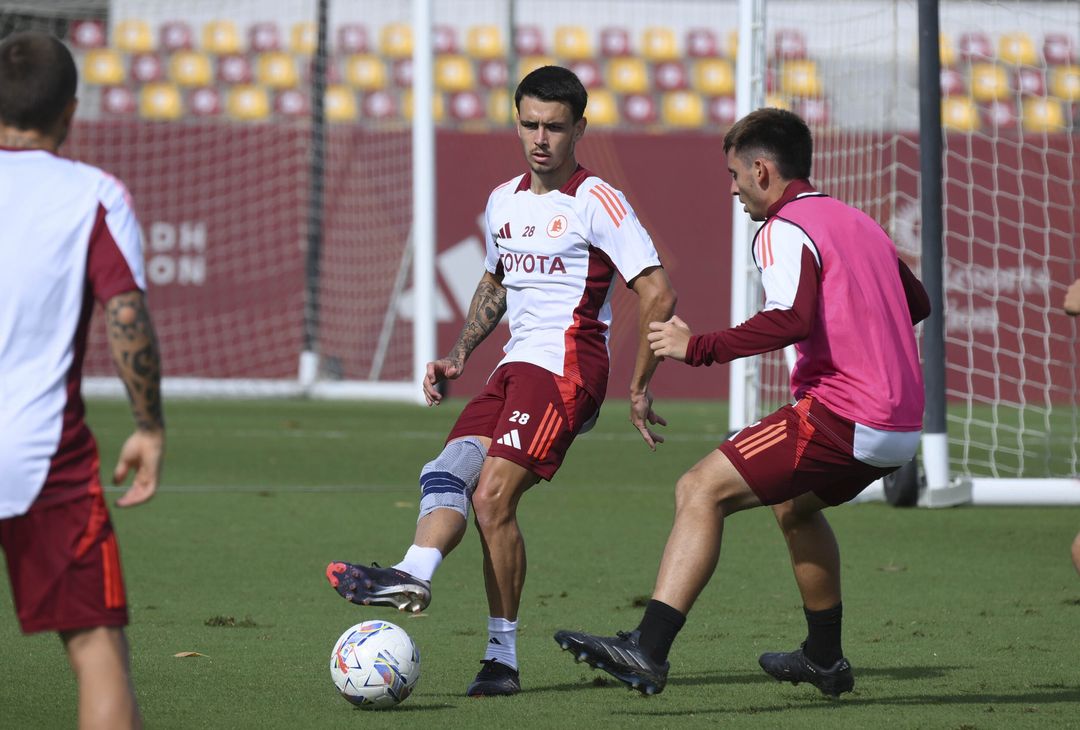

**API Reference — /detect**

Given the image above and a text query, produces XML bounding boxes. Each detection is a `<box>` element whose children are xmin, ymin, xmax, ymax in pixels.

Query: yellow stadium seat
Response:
<box><xmin>256</xmin><ymin>52</ymin><xmax>299</xmax><ymax>89</ymax></box>
<box><xmin>114</xmin><ymin>19</ymin><xmax>154</xmax><ymax>53</ymax></box>
<box><xmin>969</xmin><ymin>63</ymin><xmax>1009</xmax><ymax>102</ymax></box>
<box><xmin>465</xmin><ymin>25</ymin><xmax>504</xmax><ymax>60</ymax></box>
<box><xmin>939</xmin><ymin>33</ymin><xmax>956</xmax><ymax>67</ymax></box>
<box><xmin>1049</xmin><ymin>65</ymin><xmax>1080</xmax><ymax>102</ymax></box>
<box><xmin>517</xmin><ymin>55</ymin><xmax>557</xmax><ymax>79</ymax></box>
<box><xmin>998</xmin><ymin>32</ymin><xmax>1037</xmax><ymax>67</ymax></box>
<box><xmin>584</xmin><ymin>89</ymin><xmax>618</xmax><ymax>126</ymax></box>
<box><xmin>764</xmin><ymin>93</ymin><xmax>792</xmax><ymax>111</ymax></box>
<box><xmin>227</xmin><ymin>85</ymin><xmax>270</xmax><ymax>121</ymax></box>
<box><xmin>641</xmin><ymin>27</ymin><xmax>678</xmax><ymax>62</ymax></box>
<box><xmin>1022</xmin><ymin>98</ymin><xmax>1065</xmax><ymax>132</ymax></box>
<box><xmin>139</xmin><ymin>82</ymin><xmax>183</xmax><ymax>120</ymax></box>
<box><xmin>488</xmin><ymin>87</ymin><xmax>512</xmax><ymax>125</ymax></box>
<box><xmin>692</xmin><ymin>58</ymin><xmax>734</xmax><ymax>96</ymax></box>
<box><xmin>324</xmin><ymin>85</ymin><xmax>358</xmax><ymax>122</ymax></box>
<box><xmin>291</xmin><ymin>22</ymin><xmax>317</xmax><ymax>55</ymax></box>
<box><xmin>169</xmin><ymin>51</ymin><xmax>213</xmax><ymax>87</ymax></box>
<box><xmin>203</xmin><ymin>20</ymin><xmax>242</xmax><ymax>54</ymax></box>
<box><xmin>727</xmin><ymin>29</ymin><xmax>739</xmax><ymax>59</ymax></box>
<box><xmin>941</xmin><ymin>97</ymin><xmax>979</xmax><ymax>131</ymax></box>
<box><xmin>83</xmin><ymin>49</ymin><xmax>125</xmax><ymax>85</ymax></box>
<box><xmin>606</xmin><ymin>57</ymin><xmax>649</xmax><ymax>94</ymax></box>
<box><xmin>780</xmin><ymin>60</ymin><xmax>822</xmax><ymax>97</ymax></box>
<box><xmin>554</xmin><ymin>26</ymin><xmax>592</xmax><ymax>61</ymax></box>
<box><xmin>380</xmin><ymin>23</ymin><xmax>414</xmax><ymax>59</ymax></box>
<box><xmin>435</xmin><ymin>55</ymin><xmax>475</xmax><ymax>92</ymax></box>
<box><xmin>403</xmin><ymin>90</ymin><xmax>445</xmax><ymax>122</ymax></box>
<box><xmin>661</xmin><ymin>91</ymin><xmax>704</xmax><ymax>128</ymax></box>
<box><xmin>344</xmin><ymin>54</ymin><xmax>387</xmax><ymax>91</ymax></box>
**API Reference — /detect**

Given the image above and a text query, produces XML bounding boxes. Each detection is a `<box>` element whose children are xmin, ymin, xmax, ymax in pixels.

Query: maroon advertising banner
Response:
<box><xmin>67</xmin><ymin>122</ymin><xmax>1077</xmax><ymax>403</ymax></box>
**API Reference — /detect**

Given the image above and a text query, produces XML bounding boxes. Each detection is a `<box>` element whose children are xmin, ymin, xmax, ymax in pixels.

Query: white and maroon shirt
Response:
<box><xmin>686</xmin><ymin>181</ymin><xmax>929</xmax><ymax>463</ymax></box>
<box><xmin>484</xmin><ymin>166</ymin><xmax>662</xmax><ymax>404</ymax></box>
<box><xmin>0</xmin><ymin>149</ymin><xmax>145</xmax><ymax>519</ymax></box>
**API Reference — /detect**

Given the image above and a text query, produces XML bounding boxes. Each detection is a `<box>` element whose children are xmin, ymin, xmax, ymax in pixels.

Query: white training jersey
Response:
<box><xmin>483</xmin><ymin>166</ymin><xmax>662</xmax><ymax>403</ymax></box>
<box><xmin>0</xmin><ymin>148</ymin><xmax>145</xmax><ymax>519</ymax></box>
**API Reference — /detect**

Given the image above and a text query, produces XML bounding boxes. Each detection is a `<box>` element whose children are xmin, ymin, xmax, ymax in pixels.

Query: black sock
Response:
<box><xmin>635</xmin><ymin>599</ymin><xmax>686</xmax><ymax>665</ymax></box>
<box><xmin>803</xmin><ymin>602</ymin><xmax>843</xmax><ymax>668</ymax></box>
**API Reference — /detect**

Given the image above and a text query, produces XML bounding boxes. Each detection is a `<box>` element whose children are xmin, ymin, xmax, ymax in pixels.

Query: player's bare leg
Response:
<box><xmin>61</xmin><ymin>626</ymin><xmax>141</xmax><ymax>730</ymax></box>
<box><xmin>1071</xmin><ymin>531</ymin><xmax>1080</xmax><ymax>577</ymax></box>
<box><xmin>467</xmin><ymin>457</ymin><xmax>537</xmax><ymax>696</ymax></box>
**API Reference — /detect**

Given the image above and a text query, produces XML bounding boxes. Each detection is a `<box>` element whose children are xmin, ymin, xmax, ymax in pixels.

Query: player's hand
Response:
<box><xmin>423</xmin><ymin>357</ymin><xmax>463</xmax><ymax>406</ymax></box>
<box><xmin>1064</xmin><ymin>279</ymin><xmax>1080</xmax><ymax>316</ymax></box>
<box><xmin>113</xmin><ymin>429</ymin><xmax>164</xmax><ymax>508</ymax></box>
<box><xmin>648</xmin><ymin>315</ymin><xmax>692</xmax><ymax>362</ymax></box>
<box><xmin>630</xmin><ymin>389</ymin><xmax>667</xmax><ymax>450</ymax></box>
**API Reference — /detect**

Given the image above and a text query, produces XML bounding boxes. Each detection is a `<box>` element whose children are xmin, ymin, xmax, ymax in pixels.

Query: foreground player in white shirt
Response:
<box><xmin>328</xmin><ymin>66</ymin><xmax>676</xmax><ymax>696</ymax></box>
<box><xmin>0</xmin><ymin>32</ymin><xmax>165</xmax><ymax>729</ymax></box>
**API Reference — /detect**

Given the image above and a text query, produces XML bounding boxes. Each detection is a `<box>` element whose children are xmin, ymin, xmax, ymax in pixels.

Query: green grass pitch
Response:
<box><xmin>2</xmin><ymin>398</ymin><xmax>1078</xmax><ymax>728</ymax></box>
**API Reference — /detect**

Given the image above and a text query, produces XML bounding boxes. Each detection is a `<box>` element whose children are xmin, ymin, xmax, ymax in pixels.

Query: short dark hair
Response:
<box><xmin>723</xmin><ymin>107</ymin><xmax>813</xmax><ymax>181</ymax></box>
<box><xmin>0</xmin><ymin>31</ymin><xmax>77</xmax><ymax>132</ymax></box>
<box><xmin>514</xmin><ymin>65</ymin><xmax>587</xmax><ymax>122</ymax></box>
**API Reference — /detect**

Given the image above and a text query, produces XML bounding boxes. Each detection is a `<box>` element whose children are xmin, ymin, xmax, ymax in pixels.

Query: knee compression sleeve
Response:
<box><xmin>418</xmin><ymin>436</ymin><xmax>486</xmax><ymax>520</ymax></box>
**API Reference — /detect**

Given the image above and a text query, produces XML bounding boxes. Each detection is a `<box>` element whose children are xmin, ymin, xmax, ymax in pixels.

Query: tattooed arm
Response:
<box><xmin>105</xmin><ymin>290</ymin><xmax>165</xmax><ymax>507</ymax></box>
<box><xmin>422</xmin><ymin>270</ymin><xmax>507</xmax><ymax>406</ymax></box>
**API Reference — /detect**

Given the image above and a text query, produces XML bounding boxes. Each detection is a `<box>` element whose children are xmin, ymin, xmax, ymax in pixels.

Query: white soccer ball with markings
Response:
<box><xmin>330</xmin><ymin>620</ymin><xmax>420</xmax><ymax>709</ymax></box>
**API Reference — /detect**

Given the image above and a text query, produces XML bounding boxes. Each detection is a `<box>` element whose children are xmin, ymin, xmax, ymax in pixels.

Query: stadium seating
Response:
<box><xmin>82</xmin><ymin>48</ymin><xmax>125</xmax><ymax>85</ymax></box>
<box><xmin>477</xmin><ymin>59</ymin><xmax>509</xmax><ymax>89</ymax></box>
<box><xmin>654</xmin><ymin>60</ymin><xmax>689</xmax><ymax>92</ymax></box>
<box><xmin>391</xmin><ymin>58</ymin><xmax>413</xmax><ymax>88</ymax></box>
<box><xmin>661</xmin><ymin>91</ymin><xmax>704</xmax><ymax>127</ymax></box>
<box><xmin>362</xmin><ymin>90</ymin><xmax>397</xmax><ymax>120</ymax></box>
<box><xmin>969</xmin><ymin>63</ymin><xmax>1010</xmax><ymax>102</ymax></box>
<box><xmin>1021</xmin><ymin>97</ymin><xmax>1065</xmax><ymax>131</ymax></box>
<box><xmin>607</xmin><ymin>57</ymin><xmax>649</xmax><ymax>94</ymax></box>
<box><xmin>707</xmin><ymin>96</ymin><xmax>736</xmax><ymax>125</ymax></box>
<box><xmin>939</xmin><ymin>34</ymin><xmax>957</xmax><ymax>67</ymax></box>
<box><xmin>274</xmin><ymin>89</ymin><xmax>309</xmax><ymax>118</ymax></box>
<box><xmin>338</xmin><ymin>24</ymin><xmax>369</xmax><ymax>55</ymax></box>
<box><xmin>686</xmin><ymin>28</ymin><xmax>719</xmax><ymax>59</ymax></box>
<box><xmin>567</xmin><ymin>60</ymin><xmax>603</xmax><ymax>89</ymax></box>
<box><xmin>940</xmin><ymin>67</ymin><xmax>966</xmax><ymax>96</ymax></box>
<box><xmin>958</xmin><ymin>32</ymin><xmax>993</xmax><ymax>62</ymax></box>
<box><xmin>169</xmin><ymin>51</ymin><xmax>213</xmax><ymax>87</ymax></box>
<box><xmin>1015</xmin><ymin>67</ymin><xmax>1046</xmax><ymax>96</ymax></box>
<box><xmin>486</xmin><ymin>88</ymin><xmax>512</xmax><ymax>125</ymax></box>
<box><xmin>402</xmin><ymin>90</ymin><xmax>446</xmax><ymax>122</ymax></box>
<box><xmin>554</xmin><ymin>26</ymin><xmax>593</xmax><ymax>61</ymax></box>
<box><xmin>515</xmin><ymin>26</ymin><xmax>545</xmax><ymax>56</ymax></box>
<box><xmin>69</xmin><ymin>19</ymin><xmax>106</xmax><ymax>49</ymax></box>
<box><xmin>641</xmin><ymin>27</ymin><xmax>678</xmax><ymax>62</ymax></box>
<box><xmin>465</xmin><ymin>25</ymin><xmax>503</xmax><ymax>60</ymax></box>
<box><xmin>434</xmin><ymin>26</ymin><xmax>458</xmax><ymax>55</ymax></box>
<box><xmin>518</xmin><ymin>55</ymin><xmax>557</xmax><ymax>78</ymax></box>
<box><xmin>344</xmin><ymin>55</ymin><xmax>388</xmax><ymax>91</ymax></box>
<box><xmin>798</xmin><ymin>97</ymin><xmax>830</xmax><ymax>126</ymax></box>
<box><xmin>189</xmin><ymin>87</ymin><xmax>223</xmax><ymax>116</ymax></box>
<box><xmin>692</xmin><ymin>58</ymin><xmax>734</xmax><ymax>96</ymax></box>
<box><xmin>100</xmin><ymin>86</ymin><xmax>136</xmax><ymax>115</ymax></box>
<box><xmin>764</xmin><ymin>93</ymin><xmax>791</xmax><ymax>110</ymax></box>
<box><xmin>448</xmin><ymin>91</ymin><xmax>486</xmax><ymax>122</ymax></box>
<box><xmin>585</xmin><ymin>89</ymin><xmax>619</xmax><ymax>126</ymax></box>
<box><xmin>139</xmin><ymin>82</ymin><xmax>183</xmax><ymax>120</ymax></box>
<box><xmin>218</xmin><ymin>54</ymin><xmax>253</xmax><ymax>85</ymax></box>
<box><xmin>774</xmin><ymin>29</ymin><xmax>807</xmax><ymax>61</ymax></box>
<box><xmin>160</xmin><ymin>21</ymin><xmax>194</xmax><ymax>52</ymax></box>
<box><xmin>226</xmin><ymin>85</ymin><xmax>271</xmax><ymax>121</ymax></box>
<box><xmin>114</xmin><ymin>19</ymin><xmax>154</xmax><ymax>53</ymax></box>
<box><xmin>599</xmin><ymin>27</ymin><xmax>631</xmax><ymax>57</ymax></box>
<box><xmin>380</xmin><ymin>23</ymin><xmax>413</xmax><ymax>59</ymax></box>
<box><xmin>780</xmin><ymin>60</ymin><xmax>822</xmax><ymax>97</ymax></box>
<box><xmin>998</xmin><ymin>32</ymin><xmax>1037</xmax><ymax>66</ymax></box>
<box><xmin>249</xmin><ymin>22</ymin><xmax>281</xmax><ymax>53</ymax></box>
<box><xmin>202</xmin><ymin>20</ymin><xmax>242</xmax><ymax>54</ymax></box>
<box><xmin>942</xmin><ymin>96</ymin><xmax>980</xmax><ymax>131</ymax></box>
<box><xmin>622</xmin><ymin>93</ymin><xmax>657</xmax><ymax>124</ymax></box>
<box><xmin>257</xmin><ymin>52</ymin><xmax>300</xmax><ymax>89</ymax></box>
<box><xmin>1049</xmin><ymin>65</ymin><xmax>1080</xmax><ymax>102</ymax></box>
<box><xmin>435</xmin><ymin>55</ymin><xmax>476</xmax><ymax>92</ymax></box>
<box><xmin>291</xmin><ymin>22</ymin><xmax>317</xmax><ymax>55</ymax></box>
<box><xmin>983</xmin><ymin>99</ymin><xmax>1019</xmax><ymax>129</ymax></box>
<box><xmin>130</xmin><ymin>53</ymin><xmax>165</xmax><ymax>84</ymax></box>
<box><xmin>1043</xmin><ymin>33</ymin><xmax>1076</xmax><ymax>66</ymax></box>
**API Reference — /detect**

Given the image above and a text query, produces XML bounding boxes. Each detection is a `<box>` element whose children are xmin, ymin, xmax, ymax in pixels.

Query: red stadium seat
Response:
<box><xmin>434</xmin><ymin>25</ymin><xmax>458</xmax><ymax>54</ymax></box>
<box><xmin>983</xmin><ymin>99</ymin><xmax>1018</xmax><ymax>130</ymax></box>
<box><xmin>130</xmin><ymin>53</ymin><xmax>165</xmax><ymax>83</ymax></box>
<box><xmin>189</xmin><ymin>87</ymin><xmax>222</xmax><ymax>116</ymax></box>
<box><xmin>599</xmin><ymin>27</ymin><xmax>631</xmax><ymax>57</ymax></box>
<box><xmin>798</xmin><ymin>97</ymin><xmax>829</xmax><ymax>126</ymax></box>
<box><xmin>1043</xmin><ymin>34</ymin><xmax>1077</xmax><ymax>66</ymax></box>
<box><xmin>249</xmin><ymin>22</ymin><xmax>281</xmax><ymax>53</ymax></box>
<box><xmin>217</xmin><ymin>54</ymin><xmax>253</xmax><ymax>84</ymax></box>
<box><xmin>275</xmin><ymin>89</ymin><xmax>309</xmax><ymax>117</ymax></box>
<box><xmin>477</xmin><ymin>59</ymin><xmax>508</xmax><ymax>89</ymax></box>
<box><xmin>392</xmin><ymin>58</ymin><xmax>413</xmax><ymax>87</ymax></box>
<box><xmin>160</xmin><ymin>21</ymin><xmax>194</xmax><ymax>52</ymax></box>
<box><xmin>362</xmin><ymin>90</ymin><xmax>397</xmax><ymax>120</ymax></box>
<box><xmin>958</xmin><ymin>32</ymin><xmax>993</xmax><ymax>62</ymax></box>
<box><xmin>69</xmin><ymin>19</ymin><xmax>106</xmax><ymax>49</ymax></box>
<box><xmin>515</xmin><ymin>26</ymin><xmax>545</xmax><ymax>56</ymax></box>
<box><xmin>568</xmin><ymin>60</ymin><xmax>603</xmax><ymax>89</ymax></box>
<box><xmin>707</xmin><ymin>95</ymin><xmax>736</xmax><ymax>125</ymax></box>
<box><xmin>773</xmin><ymin>29</ymin><xmax>807</xmax><ymax>60</ymax></box>
<box><xmin>100</xmin><ymin>86</ymin><xmax>136</xmax><ymax>115</ymax></box>
<box><xmin>1015</xmin><ymin>67</ymin><xmax>1046</xmax><ymax>97</ymax></box>
<box><xmin>337</xmin><ymin>24</ymin><xmax>368</xmax><ymax>54</ymax></box>
<box><xmin>622</xmin><ymin>93</ymin><xmax>657</xmax><ymax>124</ymax></box>
<box><xmin>686</xmin><ymin>28</ymin><xmax>719</xmax><ymax>59</ymax></box>
<box><xmin>654</xmin><ymin>60</ymin><xmax>688</xmax><ymax>91</ymax></box>
<box><xmin>448</xmin><ymin>91</ymin><xmax>486</xmax><ymax>122</ymax></box>
<box><xmin>940</xmin><ymin>68</ymin><xmax>966</xmax><ymax>96</ymax></box>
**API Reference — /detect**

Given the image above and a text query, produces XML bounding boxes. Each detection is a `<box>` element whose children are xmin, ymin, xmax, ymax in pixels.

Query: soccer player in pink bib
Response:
<box><xmin>0</xmin><ymin>32</ymin><xmax>165</xmax><ymax>729</ymax></box>
<box><xmin>327</xmin><ymin>66</ymin><xmax>676</xmax><ymax>696</ymax></box>
<box><xmin>555</xmin><ymin>107</ymin><xmax>931</xmax><ymax>698</ymax></box>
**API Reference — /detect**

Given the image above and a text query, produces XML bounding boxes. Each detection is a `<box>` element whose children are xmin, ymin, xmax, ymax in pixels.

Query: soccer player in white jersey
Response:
<box><xmin>1065</xmin><ymin>279</ymin><xmax>1080</xmax><ymax>577</ymax></box>
<box><xmin>0</xmin><ymin>32</ymin><xmax>165</xmax><ymax>729</ymax></box>
<box><xmin>555</xmin><ymin>108</ymin><xmax>931</xmax><ymax>698</ymax></box>
<box><xmin>327</xmin><ymin>66</ymin><xmax>676</xmax><ymax>696</ymax></box>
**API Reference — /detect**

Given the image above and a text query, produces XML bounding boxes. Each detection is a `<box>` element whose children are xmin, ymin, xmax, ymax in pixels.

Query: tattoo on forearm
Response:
<box><xmin>448</xmin><ymin>279</ymin><xmax>506</xmax><ymax>366</ymax></box>
<box><xmin>106</xmin><ymin>292</ymin><xmax>164</xmax><ymax>431</ymax></box>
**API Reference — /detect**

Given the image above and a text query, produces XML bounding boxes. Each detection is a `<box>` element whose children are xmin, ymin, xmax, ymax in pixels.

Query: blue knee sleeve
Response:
<box><xmin>418</xmin><ymin>436</ymin><xmax>486</xmax><ymax>520</ymax></box>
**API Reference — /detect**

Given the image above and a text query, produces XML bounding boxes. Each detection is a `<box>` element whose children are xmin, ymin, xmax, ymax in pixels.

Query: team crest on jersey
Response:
<box><xmin>546</xmin><ymin>215</ymin><xmax>567</xmax><ymax>238</ymax></box>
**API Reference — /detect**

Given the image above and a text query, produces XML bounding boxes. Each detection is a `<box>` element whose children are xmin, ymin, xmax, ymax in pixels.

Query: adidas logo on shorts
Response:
<box><xmin>495</xmin><ymin>429</ymin><xmax>521</xmax><ymax>449</ymax></box>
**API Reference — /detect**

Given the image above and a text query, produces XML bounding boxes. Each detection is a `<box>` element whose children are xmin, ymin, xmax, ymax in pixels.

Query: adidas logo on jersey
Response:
<box><xmin>495</xmin><ymin>222</ymin><xmax>512</xmax><ymax>240</ymax></box>
<box><xmin>495</xmin><ymin>429</ymin><xmax>521</xmax><ymax>449</ymax></box>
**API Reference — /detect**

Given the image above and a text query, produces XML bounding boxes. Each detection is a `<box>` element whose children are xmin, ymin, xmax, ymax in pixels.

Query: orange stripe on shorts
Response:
<box><xmin>528</xmin><ymin>403</ymin><xmax>556</xmax><ymax>456</ymax></box>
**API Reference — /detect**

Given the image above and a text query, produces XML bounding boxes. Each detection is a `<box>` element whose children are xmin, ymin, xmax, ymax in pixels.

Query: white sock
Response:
<box><xmin>392</xmin><ymin>545</ymin><xmax>442</xmax><ymax>582</ymax></box>
<box><xmin>483</xmin><ymin>617</ymin><xmax>518</xmax><ymax>670</ymax></box>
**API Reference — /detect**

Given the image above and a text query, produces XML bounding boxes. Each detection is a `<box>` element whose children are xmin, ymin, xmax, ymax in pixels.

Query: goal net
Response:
<box><xmin>745</xmin><ymin>0</ymin><xmax>1079</xmax><ymax>497</ymax></box>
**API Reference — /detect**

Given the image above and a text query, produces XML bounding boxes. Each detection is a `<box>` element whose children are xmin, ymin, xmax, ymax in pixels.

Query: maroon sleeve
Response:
<box><xmin>86</xmin><ymin>203</ymin><xmax>140</xmax><ymax>304</ymax></box>
<box><xmin>899</xmin><ymin>259</ymin><xmax>931</xmax><ymax>325</ymax></box>
<box><xmin>685</xmin><ymin>246</ymin><xmax>820</xmax><ymax>367</ymax></box>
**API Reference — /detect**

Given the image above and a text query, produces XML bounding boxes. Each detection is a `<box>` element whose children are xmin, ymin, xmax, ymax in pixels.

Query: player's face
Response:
<box><xmin>726</xmin><ymin>148</ymin><xmax>768</xmax><ymax>221</ymax></box>
<box><xmin>516</xmin><ymin>96</ymin><xmax>585</xmax><ymax>188</ymax></box>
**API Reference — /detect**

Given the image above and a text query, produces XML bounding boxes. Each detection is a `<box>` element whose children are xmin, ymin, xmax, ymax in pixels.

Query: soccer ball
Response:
<box><xmin>330</xmin><ymin>620</ymin><xmax>420</xmax><ymax>709</ymax></box>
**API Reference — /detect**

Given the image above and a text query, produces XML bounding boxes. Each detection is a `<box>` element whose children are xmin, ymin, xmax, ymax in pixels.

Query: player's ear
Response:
<box><xmin>574</xmin><ymin>116</ymin><xmax>587</xmax><ymax>140</ymax></box>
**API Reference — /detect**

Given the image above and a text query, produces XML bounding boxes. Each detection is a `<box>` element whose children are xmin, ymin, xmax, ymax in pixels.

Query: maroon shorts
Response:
<box><xmin>719</xmin><ymin>395</ymin><xmax>898</xmax><ymax>506</ymax></box>
<box><xmin>447</xmin><ymin>362</ymin><xmax>600</xmax><ymax>480</ymax></box>
<box><xmin>1</xmin><ymin>480</ymin><xmax>128</xmax><ymax>634</ymax></box>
